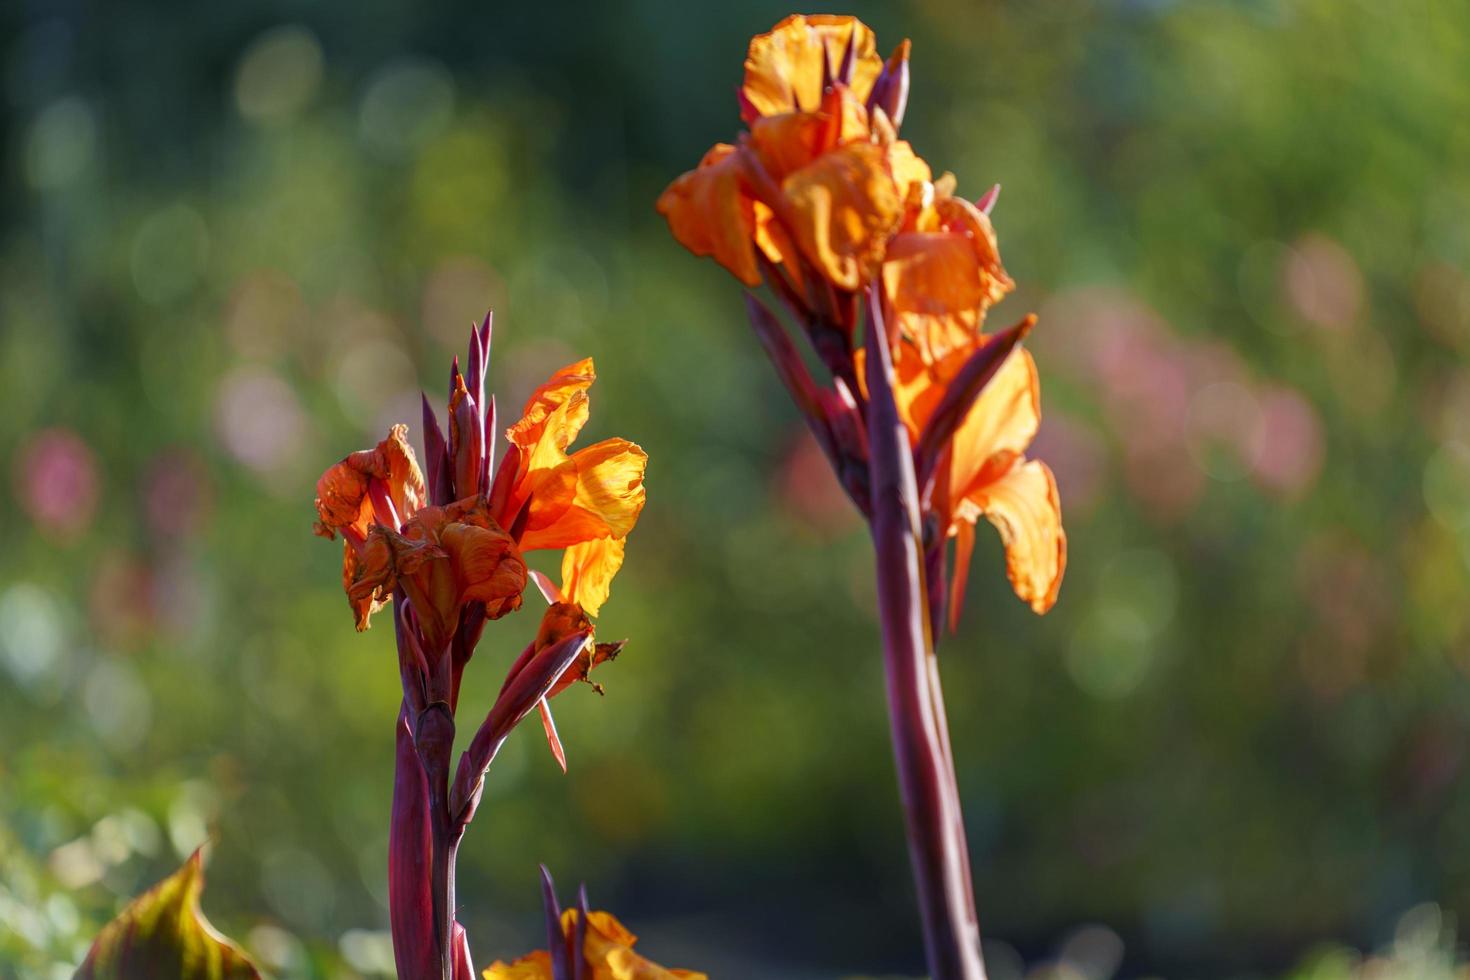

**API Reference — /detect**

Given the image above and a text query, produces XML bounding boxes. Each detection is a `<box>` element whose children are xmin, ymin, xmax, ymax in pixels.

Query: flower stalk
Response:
<box><xmin>658</xmin><ymin>14</ymin><xmax>1067</xmax><ymax>976</ymax></box>
<box><xmin>865</xmin><ymin>295</ymin><xmax>986</xmax><ymax>978</ymax></box>
<box><xmin>314</xmin><ymin>314</ymin><xmax>647</xmax><ymax>978</ymax></box>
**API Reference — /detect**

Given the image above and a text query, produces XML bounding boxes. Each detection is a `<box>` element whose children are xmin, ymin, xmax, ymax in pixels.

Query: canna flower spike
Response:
<box><xmin>313</xmin><ymin>313</ymin><xmax>647</xmax><ymax>980</ymax></box>
<box><xmin>481</xmin><ymin>866</ymin><xmax>707</xmax><ymax>980</ymax></box>
<box><xmin>659</xmin><ymin>14</ymin><xmax>1062</xmax><ymax>625</ymax></box>
<box><xmin>658</xmin><ymin>16</ymin><xmax>1062</xmax><ymax>979</ymax></box>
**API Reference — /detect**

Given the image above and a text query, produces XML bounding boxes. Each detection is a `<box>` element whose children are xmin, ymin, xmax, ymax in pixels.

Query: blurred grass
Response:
<box><xmin>3</xmin><ymin>0</ymin><xmax>1470</xmax><ymax>977</ymax></box>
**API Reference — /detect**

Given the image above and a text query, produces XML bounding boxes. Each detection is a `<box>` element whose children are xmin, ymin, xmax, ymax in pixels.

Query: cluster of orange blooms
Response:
<box><xmin>660</xmin><ymin>13</ymin><xmax>1065</xmax><ymax>620</ymax></box>
<box><xmin>313</xmin><ymin>349</ymin><xmax>646</xmax><ymax>729</ymax></box>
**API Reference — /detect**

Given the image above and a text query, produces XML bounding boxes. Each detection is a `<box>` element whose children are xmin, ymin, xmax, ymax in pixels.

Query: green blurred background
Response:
<box><xmin>3</xmin><ymin>1</ymin><xmax>1470</xmax><ymax>977</ymax></box>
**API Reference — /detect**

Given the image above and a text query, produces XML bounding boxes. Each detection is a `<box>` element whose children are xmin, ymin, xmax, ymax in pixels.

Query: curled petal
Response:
<box><xmin>314</xmin><ymin>461</ymin><xmax>373</xmax><ymax>539</ymax></box>
<box><xmin>742</xmin><ymin>14</ymin><xmax>882</xmax><ymax>120</ymax></box>
<box><xmin>314</xmin><ymin>425</ymin><xmax>427</xmax><ymax>538</ymax></box>
<box><xmin>346</xmin><ymin>528</ymin><xmax>443</xmax><ymax>632</ymax></box>
<box><xmin>656</xmin><ymin>145</ymin><xmax>761</xmax><ymax>287</ymax></box>
<box><xmin>440</xmin><ymin>520</ymin><xmax>528</xmax><ymax>621</ymax></box>
<box><xmin>342</xmin><ymin>539</ymin><xmax>388</xmax><ymax>631</ymax></box>
<box><xmin>955</xmin><ymin>458</ymin><xmax>1066</xmax><ymax>614</ymax></box>
<box><xmin>781</xmin><ymin>141</ymin><xmax>903</xmax><ymax>291</ymax></box>
<box><xmin>748</xmin><ymin>88</ymin><xmax>871</xmax><ymax>179</ymax></box>
<box><xmin>508</xmin><ymin>359</ymin><xmax>596</xmax><ymax>454</ymax></box>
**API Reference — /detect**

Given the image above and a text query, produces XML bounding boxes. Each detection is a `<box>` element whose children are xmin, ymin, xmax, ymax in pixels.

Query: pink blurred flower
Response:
<box><xmin>213</xmin><ymin>368</ymin><xmax>307</xmax><ymax>473</ymax></box>
<box><xmin>1248</xmin><ymin>386</ymin><xmax>1325</xmax><ymax>499</ymax></box>
<box><xmin>1283</xmin><ymin>233</ymin><xmax>1363</xmax><ymax>330</ymax></box>
<box><xmin>14</xmin><ymin>428</ymin><xmax>100</xmax><ymax>540</ymax></box>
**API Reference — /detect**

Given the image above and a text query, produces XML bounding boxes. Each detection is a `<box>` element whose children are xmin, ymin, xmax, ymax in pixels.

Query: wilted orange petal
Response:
<box><xmin>344</xmin><ymin>528</ymin><xmax>441</xmax><ymax>633</ymax></box>
<box><xmin>782</xmin><ymin>141</ymin><xmax>902</xmax><ymax>291</ymax></box>
<box><xmin>959</xmin><ymin>458</ymin><xmax>1066</xmax><ymax>614</ymax></box>
<box><xmin>656</xmin><ymin>144</ymin><xmax>761</xmax><ymax>287</ymax></box>
<box><xmin>315</xmin><ymin>461</ymin><xmax>373</xmax><ymax>539</ymax></box>
<box><xmin>378</xmin><ymin>424</ymin><xmax>427</xmax><ymax>522</ymax></box>
<box><xmin>313</xmin><ymin>424</ymin><xmax>426</xmax><ymax>538</ymax></box>
<box><xmin>440</xmin><ymin>520</ymin><xmax>527</xmax><ymax>621</ymax></box>
<box><xmin>341</xmin><ymin>539</ymin><xmax>386</xmax><ymax>631</ymax></box>
<box><xmin>742</xmin><ymin>14</ymin><xmax>882</xmax><ymax>119</ymax></box>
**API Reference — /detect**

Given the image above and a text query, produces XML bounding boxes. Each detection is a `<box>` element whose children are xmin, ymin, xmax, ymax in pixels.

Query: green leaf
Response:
<box><xmin>75</xmin><ymin>849</ymin><xmax>261</xmax><ymax>980</ymax></box>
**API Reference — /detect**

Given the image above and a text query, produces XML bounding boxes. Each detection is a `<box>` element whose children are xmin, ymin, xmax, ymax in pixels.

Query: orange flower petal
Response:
<box><xmin>655</xmin><ymin>144</ymin><xmax>761</xmax><ymax>287</ymax></box>
<box><xmin>781</xmin><ymin>141</ymin><xmax>903</xmax><ymax>291</ymax></box>
<box><xmin>887</xmin><ymin>140</ymin><xmax>933</xmax><ymax>202</ymax></box>
<box><xmin>481</xmin><ymin>951</ymin><xmax>553</xmax><ymax>980</ymax></box>
<box><xmin>742</xmin><ymin>14</ymin><xmax>882</xmax><ymax>119</ymax></box>
<box><xmin>561</xmin><ymin>536</ymin><xmax>626</xmax><ymax>618</ymax></box>
<box><xmin>884</xmin><ymin>232</ymin><xmax>987</xmax><ymax>364</ymax></box>
<box><xmin>313</xmin><ymin>424</ymin><xmax>426</xmax><ymax>538</ymax></box>
<box><xmin>520</xmin><ymin>439</ymin><xmax>647</xmax><ymax>552</ymax></box>
<box><xmin>315</xmin><ymin>460</ymin><xmax>373</xmax><ymax>539</ymax></box>
<box><xmin>482</xmin><ymin>909</ymin><xmax>706</xmax><ymax>980</ymax></box>
<box><xmin>440</xmin><ymin>520</ymin><xmax>527</xmax><ymax>621</ymax></box>
<box><xmin>947</xmin><ymin>348</ymin><xmax>1041</xmax><ymax>499</ymax></box>
<box><xmin>955</xmin><ymin>458</ymin><xmax>1066</xmax><ymax>614</ymax></box>
<box><xmin>507</xmin><ymin>359</ymin><xmax>596</xmax><ymax>453</ymax></box>
<box><xmin>341</xmin><ymin>539</ymin><xmax>387</xmax><ymax>632</ymax></box>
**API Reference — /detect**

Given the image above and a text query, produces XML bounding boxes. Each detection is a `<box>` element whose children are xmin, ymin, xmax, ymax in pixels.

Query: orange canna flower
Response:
<box><xmin>314</xmin><ymin>424</ymin><xmax>431</xmax><ymax>631</ymax></box>
<box><xmin>657</xmin><ymin>15</ymin><xmax>922</xmax><ymax>293</ymax></box>
<box><xmin>883</xmin><ymin>174</ymin><xmax>1014</xmax><ymax>365</ymax></box>
<box><xmin>888</xmin><ymin>337</ymin><xmax>1066</xmax><ymax>618</ymax></box>
<box><xmin>495</xmin><ymin>358</ymin><xmax>647</xmax><ymax>557</ymax></box>
<box><xmin>314</xmin><ymin>424</ymin><xmax>426</xmax><ymax>542</ymax></box>
<box><xmin>483</xmin><ymin>909</ymin><xmax>706</xmax><ymax>980</ymax></box>
<box><xmin>349</xmin><ymin>496</ymin><xmax>527</xmax><ymax>653</ymax></box>
<box><xmin>740</xmin><ymin>14</ymin><xmax>884</xmax><ymax>121</ymax></box>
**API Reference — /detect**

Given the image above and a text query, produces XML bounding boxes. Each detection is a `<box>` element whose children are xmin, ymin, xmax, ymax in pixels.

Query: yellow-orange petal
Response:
<box><xmin>782</xmin><ymin>141</ymin><xmax>902</xmax><ymax>291</ymax></box>
<box><xmin>936</xmin><ymin>195</ymin><xmax>1012</xmax><ymax>310</ymax></box>
<box><xmin>507</xmin><ymin>359</ymin><xmax>596</xmax><ymax>453</ymax></box>
<box><xmin>955</xmin><ymin>457</ymin><xmax>1066</xmax><ymax>614</ymax></box>
<box><xmin>656</xmin><ymin>144</ymin><xmax>761</xmax><ymax>287</ymax></box>
<box><xmin>948</xmin><ymin>348</ymin><xmax>1042</xmax><ymax>500</ymax></box>
<box><xmin>886</xmin><ymin>140</ymin><xmax>932</xmax><ymax>203</ymax></box>
<box><xmin>883</xmin><ymin>232</ymin><xmax>987</xmax><ymax>365</ymax></box>
<box><xmin>575</xmin><ymin>910</ymin><xmax>708</xmax><ymax>980</ymax></box>
<box><xmin>562</xmin><ymin>536</ymin><xmax>626</xmax><ymax>618</ymax></box>
<box><xmin>482</xmin><ymin>951</ymin><xmax>553</xmax><ymax>980</ymax></box>
<box><xmin>743</xmin><ymin>14</ymin><xmax>882</xmax><ymax>119</ymax></box>
<box><xmin>520</xmin><ymin>439</ymin><xmax>647</xmax><ymax>552</ymax></box>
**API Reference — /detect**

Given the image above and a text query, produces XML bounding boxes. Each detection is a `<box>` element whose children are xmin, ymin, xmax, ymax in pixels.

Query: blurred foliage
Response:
<box><xmin>2</xmin><ymin>0</ymin><xmax>1470</xmax><ymax>977</ymax></box>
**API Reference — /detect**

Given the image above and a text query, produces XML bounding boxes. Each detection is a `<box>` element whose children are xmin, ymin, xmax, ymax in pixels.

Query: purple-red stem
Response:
<box><xmin>865</xmin><ymin>293</ymin><xmax>987</xmax><ymax>980</ymax></box>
